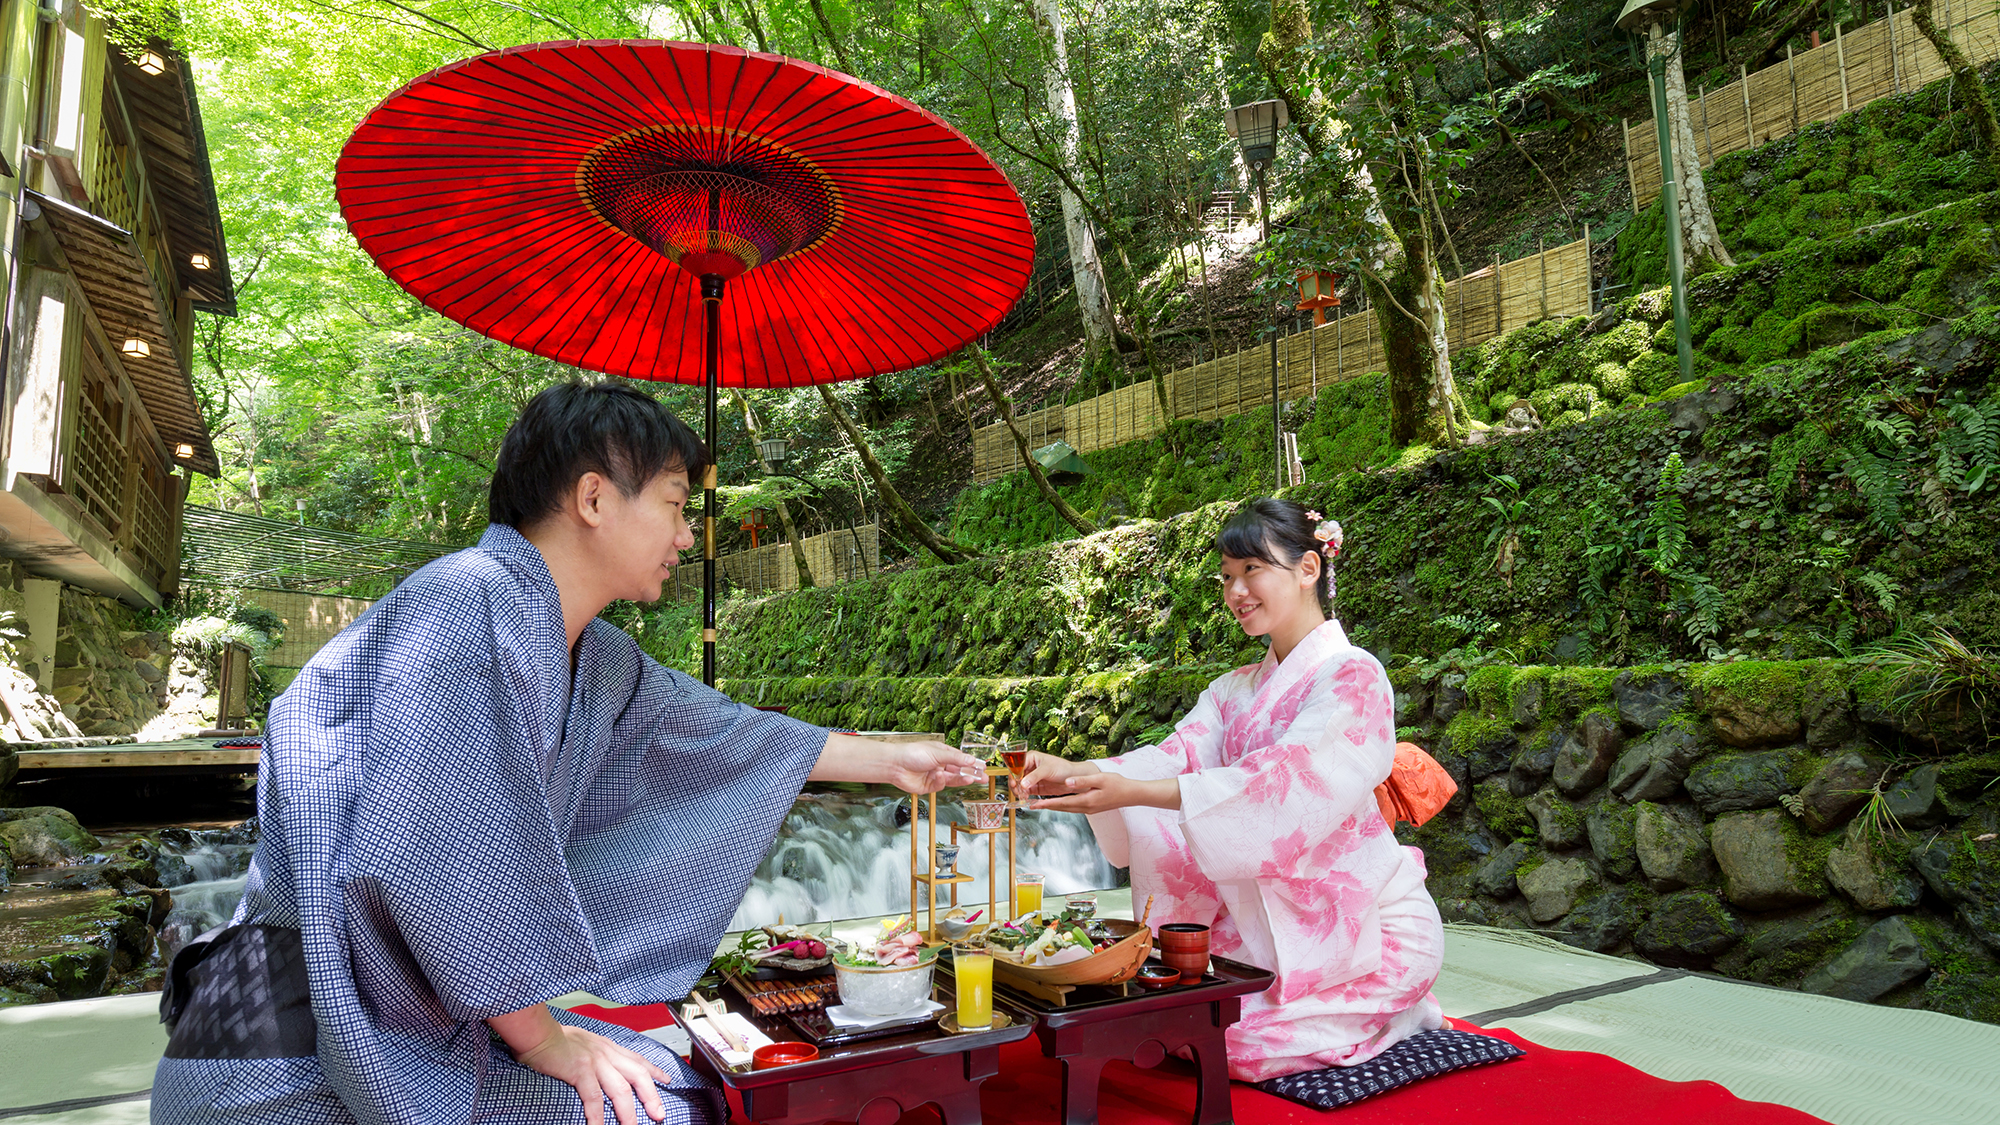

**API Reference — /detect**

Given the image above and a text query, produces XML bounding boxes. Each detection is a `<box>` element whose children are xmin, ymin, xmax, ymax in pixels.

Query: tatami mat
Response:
<box><xmin>1486</xmin><ymin>972</ymin><xmax>2000</xmax><ymax>1125</ymax></box>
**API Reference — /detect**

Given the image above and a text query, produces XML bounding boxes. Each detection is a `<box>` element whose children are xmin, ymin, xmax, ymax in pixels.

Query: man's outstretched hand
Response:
<box><xmin>883</xmin><ymin>739</ymin><xmax>987</xmax><ymax>792</ymax></box>
<box><xmin>811</xmin><ymin>732</ymin><xmax>985</xmax><ymax>791</ymax></box>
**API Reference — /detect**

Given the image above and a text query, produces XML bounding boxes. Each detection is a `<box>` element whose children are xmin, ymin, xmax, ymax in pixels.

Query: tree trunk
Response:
<box><xmin>1464</xmin><ymin>11</ymin><xmax>1596</xmax><ymax>141</ymax></box>
<box><xmin>735</xmin><ymin>0</ymin><xmax>771</xmax><ymax>52</ymax></box>
<box><xmin>806</xmin><ymin>0</ymin><xmax>853</xmax><ymax>71</ymax></box>
<box><xmin>816</xmin><ymin>385</ymin><xmax>978</xmax><ymax>564</ymax></box>
<box><xmin>1752</xmin><ymin>0</ymin><xmax>1822</xmax><ymax>68</ymax></box>
<box><xmin>729</xmin><ymin>390</ymin><xmax>816</xmax><ymax>588</ymax></box>
<box><xmin>1364</xmin><ymin>246</ymin><xmax>1467</xmax><ymax>447</ymax></box>
<box><xmin>1210</xmin><ymin>45</ymin><xmax>1250</xmax><ymax>194</ymax></box>
<box><xmin>1914</xmin><ymin>0</ymin><xmax>2000</xmax><ymax>163</ymax></box>
<box><xmin>1256</xmin><ymin>0</ymin><xmax>1326</xmax><ymax>157</ymax></box>
<box><xmin>1653</xmin><ymin>25</ymin><xmax>1734</xmax><ymax>273</ymax></box>
<box><xmin>1323</xmin><ymin>1</ymin><xmax>1470</xmax><ymax>447</ymax></box>
<box><xmin>967</xmin><ymin>347</ymin><xmax>1098</xmax><ymax>536</ymax></box>
<box><xmin>1028</xmin><ymin>0</ymin><xmax>1120</xmax><ymax>367</ymax></box>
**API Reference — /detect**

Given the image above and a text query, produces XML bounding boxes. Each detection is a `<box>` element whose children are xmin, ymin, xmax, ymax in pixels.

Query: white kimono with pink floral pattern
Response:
<box><xmin>1088</xmin><ymin>619</ymin><xmax>1444</xmax><ymax>1081</ymax></box>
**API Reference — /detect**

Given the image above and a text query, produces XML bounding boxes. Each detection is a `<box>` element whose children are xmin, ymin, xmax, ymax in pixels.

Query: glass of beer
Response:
<box><xmin>1001</xmin><ymin>742</ymin><xmax>1030</xmax><ymax>803</ymax></box>
<box><xmin>952</xmin><ymin>943</ymin><xmax>994</xmax><ymax>1029</ymax></box>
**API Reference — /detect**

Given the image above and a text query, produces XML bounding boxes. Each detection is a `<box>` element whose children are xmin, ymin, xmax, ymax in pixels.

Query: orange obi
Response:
<box><xmin>1374</xmin><ymin>741</ymin><xmax>1459</xmax><ymax>827</ymax></box>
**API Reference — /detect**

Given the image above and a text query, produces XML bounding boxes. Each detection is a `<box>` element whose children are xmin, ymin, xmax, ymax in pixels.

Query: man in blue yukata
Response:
<box><xmin>151</xmin><ymin>383</ymin><xmax>983</xmax><ymax>1125</ymax></box>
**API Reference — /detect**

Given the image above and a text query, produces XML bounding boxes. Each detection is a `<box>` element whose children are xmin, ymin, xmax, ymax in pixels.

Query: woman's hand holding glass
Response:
<box><xmin>1016</xmin><ymin>751</ymin><xmax>1093</xmax><ymax>799</ymax></box>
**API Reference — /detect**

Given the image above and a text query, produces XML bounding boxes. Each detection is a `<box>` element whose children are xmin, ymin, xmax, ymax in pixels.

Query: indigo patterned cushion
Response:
<box><xmin>1252</xmin><ymin>1028</ymin><xmax>1525</xmax><ymax>1109</ymax></box>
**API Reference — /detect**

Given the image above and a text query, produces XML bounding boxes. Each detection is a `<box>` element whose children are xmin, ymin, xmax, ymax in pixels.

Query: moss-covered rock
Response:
<box><xmin>1635</xmin><ymin>801</ymin><xmax>1716</xmax><ymax>891</ymax></box>
<box><xmin>1587</xmin><ymin>799</ymin><xmax>1641</xmax><ymax>881</ymax></box>
<box><xmin>1634</xmin><ymin>889</ymin><xmax>1747</xmax><ymax>967</ymax></box>
<box><xmin>1693</xmin><ymin>662</ymin><xmax>1808</xmax><ymax>747</ymax></box>
<box><xmin>1714</xmin><ymin>903</ymin><xmax>1865</xmax><ymax>988</ymax></box>
<box><xmin>1711</xmin><ymin>808</ymin><xmax>1832</xmax><ymax>910</ymax></box>
<box><xmin>0</xmin><ymin>808</ymin><xmax>99</xmax><ymax>867</ymax></box>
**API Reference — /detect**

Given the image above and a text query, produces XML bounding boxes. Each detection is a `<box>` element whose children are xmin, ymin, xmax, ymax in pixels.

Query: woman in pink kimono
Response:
<box><xmin>1023</xmin><ymin>499</ymin><xmax>1445</xmax><ymax>1081</ymax></box>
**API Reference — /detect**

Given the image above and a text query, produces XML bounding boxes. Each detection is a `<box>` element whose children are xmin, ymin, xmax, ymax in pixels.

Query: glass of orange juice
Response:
<box><xmin>1014</xmin><ymin>872</ymin><xmax>1046</xmax><ymax>917</ymax></box>
<box><xmin>953</xmin><ymin>943</ymin><xmax>993</xmax><ymax>1029</ymax></box>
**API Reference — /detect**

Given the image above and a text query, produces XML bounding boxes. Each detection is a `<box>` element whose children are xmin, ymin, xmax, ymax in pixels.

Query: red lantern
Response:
<box><xmin>1296</xmin><ymin>270</ymin><xmax>1343</xmax><ymax>324</ymax></box>
<box><xmin>740</xmin><ymin>508</ymin><xmax>769</xmax><ymax>548</ymax></box>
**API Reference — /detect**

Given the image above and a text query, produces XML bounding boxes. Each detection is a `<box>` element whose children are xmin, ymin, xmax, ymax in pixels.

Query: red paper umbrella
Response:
<box><xmin>336</xmin><ymin>41</ymin><xmax>1034</xmax><ymax>682</ymax></box>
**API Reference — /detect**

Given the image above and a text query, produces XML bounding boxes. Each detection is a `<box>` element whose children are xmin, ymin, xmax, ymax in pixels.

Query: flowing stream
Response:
<box><xmin>148</xmin><ymin>794</ymin><xmax>1117</xmax><ymax>954</ymax></box>
<box><xmin>730</xmin><ymin>793</ymin><xmax>1117</xmax><ymax>929</ymax></box>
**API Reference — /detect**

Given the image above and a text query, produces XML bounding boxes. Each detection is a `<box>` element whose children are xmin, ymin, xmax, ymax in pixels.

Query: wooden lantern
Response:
<box><xmin>1296</xmin><ymin>269</ymin><xmax>1343</xmax><ymax>325</ymax></box>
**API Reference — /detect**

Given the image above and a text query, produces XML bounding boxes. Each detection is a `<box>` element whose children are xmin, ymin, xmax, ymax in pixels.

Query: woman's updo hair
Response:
<box><xmin>1217</xmin><ymin>498</ymin><xmax>1335</xmax><ymax>612</ymax></box>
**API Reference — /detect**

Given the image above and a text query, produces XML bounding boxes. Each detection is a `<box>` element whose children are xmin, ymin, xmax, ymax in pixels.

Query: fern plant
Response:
<box><xmin>1480</xmin><ymin>473</ymin><xmax>1531</xmax><ymax>587</ymax></box>
<box><xmin>1639</xmin><ymin>452</ymin><xmax>1690</xmax><ymax>573</ymax></box>
<box><xmin>1633</xmin><ymin>453</ymin><xmax>1726</xmax><ymax>659</ymax></box>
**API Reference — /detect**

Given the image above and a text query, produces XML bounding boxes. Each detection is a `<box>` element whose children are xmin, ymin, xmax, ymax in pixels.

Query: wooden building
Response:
<box><xmin>0</xmin><ymin>1</ymin><xmax>230</xmax><ymax>624</ymax></box>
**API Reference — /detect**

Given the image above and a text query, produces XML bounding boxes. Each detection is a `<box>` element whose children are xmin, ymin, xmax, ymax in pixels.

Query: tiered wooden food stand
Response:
<box><xmin>909</xmin><ymin>761</ymin><xmax>1018</xmax><ymax>940</ymax></box>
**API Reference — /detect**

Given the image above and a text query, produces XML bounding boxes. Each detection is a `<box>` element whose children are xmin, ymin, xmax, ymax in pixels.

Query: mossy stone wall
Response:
<box><xmin>1397</xmin><ymin>658</ymin><xmax>2000</xmax><ymax>1024</ymax></box>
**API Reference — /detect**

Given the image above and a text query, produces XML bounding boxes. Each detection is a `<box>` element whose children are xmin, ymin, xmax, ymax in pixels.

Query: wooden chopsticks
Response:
<box><xmin>686</xmin><ymin>991</ymin><xmax>746</xmax><ymax>1053</ymax></box>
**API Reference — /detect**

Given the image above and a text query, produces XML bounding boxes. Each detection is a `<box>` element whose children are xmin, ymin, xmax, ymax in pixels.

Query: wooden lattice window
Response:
<box><xmin>90</xmin><ymin>111</ymin><xmax>137</xmax><ymax>233</ymax></box>
<box><xmin>65</xmin><ymin>335</ymin><xmax>125</xmax><ymax>534</ymax></box>
<box><xmin>130</xmin><ymin>450</ymin><xmax>174</xmax><ymax>581</ymax></box>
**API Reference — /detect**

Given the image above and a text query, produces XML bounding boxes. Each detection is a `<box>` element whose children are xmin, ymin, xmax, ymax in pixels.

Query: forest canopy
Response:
<box><xmin>149</xmin><ymin>0</ymin><xmax>1742</xmax><ymax>554</ymax></box>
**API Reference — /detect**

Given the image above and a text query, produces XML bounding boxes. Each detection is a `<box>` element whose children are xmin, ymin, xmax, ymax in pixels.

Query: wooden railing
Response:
<box><xmin>971</xmin><ymin>236</ymin><xmax>1595</xmax><ymax>481</ymax></box>
<box><xmin>1624</xmin><ymin>5</ymin><xmax>2000</xmax><ymax>207</ymax></box>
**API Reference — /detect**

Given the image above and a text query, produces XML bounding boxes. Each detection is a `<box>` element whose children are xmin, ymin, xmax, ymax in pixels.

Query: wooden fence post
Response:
<box><xmin>1740</xmin><ymin>64</ymin><xmax>1754</xmax><ymax>146</ymax></box>
<box><xmin>1621</xmin><ymin>117</ymin><xmax>1639</xmax><ymax>204</ymax></box>
<box><xmin>1538</xmin><ymin>236</ymin><xmax>1549</xmax><ymax>321</ymax></box>
<box><xmin>1835</xmin><ymin>21</ymin><xmax>1850</xmax><ymax>112</ymax></box>
<box><xmin>1889</xmin><ymin>3</ymin><xmax>1901</xmax><ymax>94</ymax></box>
<box><xmin>1786</xmin><ymin>43</ymin><xmax>1800</xmax><ymax>136</ymax></box>
<box><xmin>1456</xmin><ymin>269</ymin><xmax>1466</xmax><ymax>350</ymax></box>
<box><xmin>1493</xmin><ymin>254</ymin><xmax>1504</xmax><ymax>336</ymax></box>
<box><xmin>1699</xmin><ymin>86</ymin><xmax>1713</xmax><ymax>164</ymax></box>
<box><xmin>1583</xmin><ymin>223</ymin><xmax>1594</xmax><ymax>312</ymax></box>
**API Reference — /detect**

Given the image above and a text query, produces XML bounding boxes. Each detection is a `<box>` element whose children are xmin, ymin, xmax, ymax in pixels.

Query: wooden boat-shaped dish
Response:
<box><xmin>990</xmin><ymin>918</ymin><xmax>1152</xmax><ymax>986</ymax></box>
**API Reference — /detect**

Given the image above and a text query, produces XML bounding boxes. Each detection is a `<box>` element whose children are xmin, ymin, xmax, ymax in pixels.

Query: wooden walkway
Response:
<box><xmin>10</xmin><ymin>737</ymin><xmax>258</xmax><ymax>775</ymax></box>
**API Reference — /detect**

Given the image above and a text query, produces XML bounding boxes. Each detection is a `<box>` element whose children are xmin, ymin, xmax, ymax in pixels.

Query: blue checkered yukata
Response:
<box><xmin>152</xmin><ymin>524</ymin><xmax>827</xmax><ymax>1125</ymax></box>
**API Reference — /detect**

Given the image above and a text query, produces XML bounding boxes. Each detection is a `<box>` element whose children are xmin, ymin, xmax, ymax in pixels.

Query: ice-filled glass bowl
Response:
<box><xmin>833</xmin><ymin>958</ymin><xmax>937</xmax><ymax>1016</ymax></box>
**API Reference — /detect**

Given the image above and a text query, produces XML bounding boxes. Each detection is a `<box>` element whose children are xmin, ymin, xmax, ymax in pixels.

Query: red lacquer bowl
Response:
<box><xmin>752</xmin><ymin>1042</ymin><xmax>819</xmax><ymax>1069</ymax></box>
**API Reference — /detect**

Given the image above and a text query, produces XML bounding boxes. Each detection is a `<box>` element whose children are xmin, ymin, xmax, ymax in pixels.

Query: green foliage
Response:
<box><xmin>1863</xmin><ymin>630</ymin><xmax>2000</xmax><ymax>745</ymax></box>
<box><xmin>951</xmin><ymin>376</ymin><xmax>1393</xmax><ymax>554</ymax></box>
<box><xmin>170</xmin><ymin>617</ymin><xmax>272</xmax><ymax>660</ymax></box>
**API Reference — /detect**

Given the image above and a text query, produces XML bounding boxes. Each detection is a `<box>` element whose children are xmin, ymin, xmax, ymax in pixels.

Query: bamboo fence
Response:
<box><xmin>715</xmin><ymin>522</ymin><xmax>881</xmax><ymax>595</ymax></box>
<box><xmin>970</xmin><ymin>236</ymin><xmax>1594</xmax><ymax>482</ymax></box>
<box><xmin>1625</xmin><ymin>4</ymin><xmax>2000</xmax><ymax>207</ymax></box>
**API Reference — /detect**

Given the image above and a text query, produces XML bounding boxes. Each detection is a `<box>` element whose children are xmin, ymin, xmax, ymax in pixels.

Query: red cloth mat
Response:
<box><xmin>566</xmin><ymin>1005</ymin><xmax>1829</xmax><ymax>1124</ymax></box>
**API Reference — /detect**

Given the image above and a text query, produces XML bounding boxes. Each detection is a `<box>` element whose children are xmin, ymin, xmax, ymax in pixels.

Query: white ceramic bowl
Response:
<box><xmin>936</xmin><ymin>916</ymin><xmax>980</xmax><ymax>941</ymax></box>
<box><xmin>834</xmin><ymin>958</ymin><xmax>936</xmax><ymax>1016</ymax></box>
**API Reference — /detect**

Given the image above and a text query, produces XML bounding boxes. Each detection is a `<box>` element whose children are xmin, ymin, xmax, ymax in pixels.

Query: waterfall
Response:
<box><xmin>156</xmin><ymin>876</ymin><xmax>250</xmax><ymax>961</ymax></box>
<box><xmin>147</xmin><ymin>794</ymin><xmax>1119</xmax><ymax>955</ymax></box>
<box><xmin>727</xmin><ymin>795</ymin><xmax>1117</xmax><ymax>930</ymax></box>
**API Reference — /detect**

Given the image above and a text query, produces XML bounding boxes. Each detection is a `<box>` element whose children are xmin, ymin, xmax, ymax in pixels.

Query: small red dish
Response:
<box><xmin>751</xmin><ymin>1042</ymin><xmax>819</xmax><ymax>1069</ymax></box>
<box><xmin>1133</xmin><ymin>964</ymin><xmax>1181</xmax><ymax>990</ymax></box>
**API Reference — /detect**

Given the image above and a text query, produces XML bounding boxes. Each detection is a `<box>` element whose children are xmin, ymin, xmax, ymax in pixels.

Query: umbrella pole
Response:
<box><xmin>702</xmin><ymin>273</ymin><xmax>724</xmax><ymax>686</ymax></box>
